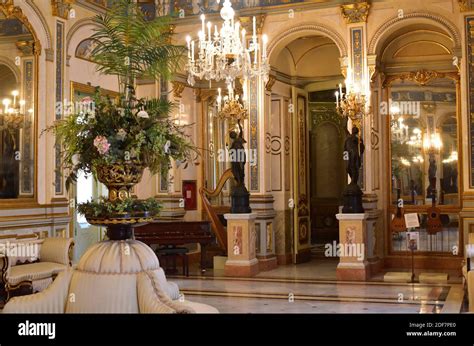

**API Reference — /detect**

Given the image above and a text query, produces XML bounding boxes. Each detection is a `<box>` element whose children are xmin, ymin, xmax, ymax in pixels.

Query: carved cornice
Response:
<box><xmin>16</xmin><ymin>40</ymin><xmax>34</xmax><ymax>56</ymax></box>
<box><xmin>368</xmin><ymin>65</ymin><xmax>377</xmax><ymax>82</ymax></box>
<box><xmin>459</xmin><ymin>0</ymin><xmax>470</xmax><ymax>12</ymax></box>
<box><xmin>265</xmin><ymin>75</ymin><xmax>276</xmax><ymax>92</ymax></box>
<box><xmin>51</xmin><ymin>0</ymin><xmax>75</xmax><ymax>20</ymax></box>
<box><xmin>341</xmin><ymin>2</ymin><xmax>370</xmax><ymax>24</ymax></box>
<box><xmin>0</xmin><ymin>1</ymin><xmax>42</xmax><ymax>55</ymax></box>
<box><xmin>382</xmin><ymin>69</ymin><xmax>460</xmax><ymax>88</ymax></box>
<box><xmin>194</xmin><ymin>88</ymin><xmax>216</xmax><ymax>103</ymax></box>
<box><xmin>171</xmin><ymin>81</ymin><xmax>186</xmax><ymax>99</ymax></box>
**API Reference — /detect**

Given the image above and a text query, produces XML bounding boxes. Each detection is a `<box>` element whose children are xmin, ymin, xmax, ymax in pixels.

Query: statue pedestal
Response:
<box><xmin>335</xmin><ymin>213</ymin><xmax>370</xmax><ymax>281</ymax></box>
<box><xmin>224</xmin><ymin>213</ymin><xmax>259</xmax><ymax>277</ymax></box>
<box><xmin>342</xmin><ymin>183</ymin><xmax>364</xmax><ymax>213</ymax></box>
<box><xmin>231</xmin><ymin>185</ymin><xmax>252</xmax><ymax>214</ymax></box>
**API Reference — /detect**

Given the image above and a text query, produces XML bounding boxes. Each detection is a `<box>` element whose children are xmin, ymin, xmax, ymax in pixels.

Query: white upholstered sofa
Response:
<box><xmin>0</xmin><ymin>235</ymin><xmax>74</xmax><ymax>300</ymax></box>
<box><xmin>3</xmin><ymin>239</ymin><xmax>217</xmax><ymax>313</ymax></box>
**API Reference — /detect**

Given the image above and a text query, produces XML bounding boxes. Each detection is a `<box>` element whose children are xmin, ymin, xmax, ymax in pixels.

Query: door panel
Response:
<box><xmin>292</xmin><ymin>87</ymin><xmax>311</xmax><ymax>263</ymax></box>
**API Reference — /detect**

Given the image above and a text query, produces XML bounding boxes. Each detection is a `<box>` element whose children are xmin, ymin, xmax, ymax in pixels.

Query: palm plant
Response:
<box><xmin>91</xmin><ymin>0</ymin><xmax>186</xmax><ymax>96</ymax></box>
<box><xmin>45</xmin><ymin>0</ymin><xmax>195</xmax><ymax>223</ymax></box>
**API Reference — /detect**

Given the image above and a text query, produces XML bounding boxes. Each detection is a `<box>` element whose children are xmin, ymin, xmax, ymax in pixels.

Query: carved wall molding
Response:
<box><xmin>368</xmin><ymin>65</ymin><xmax>377</xmax><ymax>82</ymax></box>
<box><xmin>0</xmin><ymin>1</ymin><xmax>41</xmax><ymax>55</ymax></box>
<box><xmin>194</xmin><ymin>88</ymin><xmax>216</xmax><ymax>103</ymax></box>
<box><xmin>171</xmin><ymin>81</ymin><xmax>186</xmax><ymax>98</ymax></box>
<box><xmin>267</xmin><ymin>23</ymin><xmax>348</xmax><ymax>59</ymax></box>
<box><xmin>340</xmin><ymin>2</ymin><xmax>370</xmax><ymax>24</ymax></box>
<box><xmin>382</xmin><ymin>69</ymin><xmax>460</xmax><ymax>88</ymax></box>
<box><xmin>25</xmin><ymin>0</ymin><xmax>53</xmax><ymax>50</ymax></box>
<box><xmin>368</xmin><ymin>12</ymin><xmax>462</xmax><ymax>56</ymax></box>
<box><xmin>16</xmin><ymin>40</ymin><xmax>34</xmax><ymax>55</ymax></box>
<box><xmin>51</xmin><ymin>0</ymin><xmax>75</xmax><ymax>19</ymax></box>
<box><xmin>459</xmin><ymin>0</ymin><xmax>471</xmax><ymax>12</ymax></box>
<box><xmin>311</xmin><ymin>106</ymin><xmax>344</xmax><ymax>137</ymax></box>
<box><xmin>265</xmin><ymin>75</ymin><xmax>276</xmax><ymax>92</ymax></box>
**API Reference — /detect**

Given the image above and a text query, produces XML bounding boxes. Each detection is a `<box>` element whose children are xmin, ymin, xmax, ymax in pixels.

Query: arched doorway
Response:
<box><xmin>269</xmin><ymin>31</ymin><xmax>346</xmax><ymax>265</ymax></box>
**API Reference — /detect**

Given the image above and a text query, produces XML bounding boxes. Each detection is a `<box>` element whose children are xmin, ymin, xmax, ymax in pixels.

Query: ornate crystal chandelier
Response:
<box><xmin>1</xmin><ymin>90</ymin><xmax>31</xmax><ymax>130</ymax></box>
<box><xmin>185</xmin><ymin>0</ymin><xmax>270</xmax><ymax>99</ymax></box>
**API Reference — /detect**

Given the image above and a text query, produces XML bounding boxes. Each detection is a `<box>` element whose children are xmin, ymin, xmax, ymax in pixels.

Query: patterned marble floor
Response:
<box><xmin>185</xmin><ymin>258</ymin><xmax>463</xmax><ymax>284</ymax></box>
<box><xmin>170</xmin><ymin>276</ymin><xmax>464</xmax><ymax>313</ymax></box>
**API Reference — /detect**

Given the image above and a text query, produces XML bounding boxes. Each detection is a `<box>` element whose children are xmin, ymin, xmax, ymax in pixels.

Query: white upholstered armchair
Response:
<box><xmin>3</xmin><ymin>239</ymin><xmax>217</xmax><ymax>313</ymax></box>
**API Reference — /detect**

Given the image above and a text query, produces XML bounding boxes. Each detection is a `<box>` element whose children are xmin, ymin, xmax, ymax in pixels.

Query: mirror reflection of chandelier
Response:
<box><xmin>185</xmin><ymin>0</ymin><xmax>269</xmax><ymax>117</ymax></box>
<box><xmin>423</xmin><ymin>131</ymin><xmax>442</xmax><ymax>152</ymax></box>
<box><xmin>1</xmin><ymin>90</ymin><xmax>31</xmax><ymax>130</ymax></box>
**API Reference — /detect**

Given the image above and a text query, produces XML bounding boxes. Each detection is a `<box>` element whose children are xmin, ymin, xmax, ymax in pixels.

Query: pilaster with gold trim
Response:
<box><xmin>154</xmin><ymin>79</ymin><xmax>187</xmax><ymax>219</ymax></box>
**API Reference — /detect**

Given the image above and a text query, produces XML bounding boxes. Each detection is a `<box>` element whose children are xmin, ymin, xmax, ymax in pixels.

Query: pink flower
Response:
<box><xmin>93</xmin><ymin>135</ymin><xmax>111</xmax><ymax>155</ymax></box>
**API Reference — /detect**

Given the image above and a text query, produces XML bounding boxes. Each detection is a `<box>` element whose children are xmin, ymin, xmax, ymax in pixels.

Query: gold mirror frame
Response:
<box><xmin>0</xmin><ymin>1</ymin><xmax>41</xmax><ymax>207</ymax></box>
<box><xmin>383</xmin><ymin>69</ymin><xmax>462</xmax><ymax>256</ymax></box>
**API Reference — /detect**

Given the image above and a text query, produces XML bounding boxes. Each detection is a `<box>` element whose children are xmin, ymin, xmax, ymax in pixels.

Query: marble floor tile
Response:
<box><xmin>184</xmin><ymin>295</ymin><xmax>436</xmax><ymax>314</ymax></box>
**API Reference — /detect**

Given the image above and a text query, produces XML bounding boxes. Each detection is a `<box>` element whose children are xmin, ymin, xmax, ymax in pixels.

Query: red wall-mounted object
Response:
<box><xmin>182</xmin><ymin>180</ymin><xmax>197</xmax><ymax>210</ymax></box>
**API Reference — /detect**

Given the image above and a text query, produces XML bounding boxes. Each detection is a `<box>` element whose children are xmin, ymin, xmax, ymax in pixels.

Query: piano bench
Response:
<box><xmin>155</xmin><ymin>247</ymin><xmax>189</xmax><ymax>277</ymax></box>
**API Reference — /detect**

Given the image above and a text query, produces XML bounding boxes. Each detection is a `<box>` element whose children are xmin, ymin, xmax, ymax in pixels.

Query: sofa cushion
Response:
<box><xmin>40</xmin><ymin>237</ymin><xmax>73</xmax><ymax>265</ymax></box>
<box><xmin>0</xmin><ymin>239</ymin><xmax>42</xmax><ymax>267</ymax></box>
<box><xmin>8</xmin><ymin>262</ymin><xmax>66</xmax><ymax>285</ymax></box>
<box><xmin>65</xmin><ymin>271</ymin><xmax>139</xmax><ymax>313</ymax></box>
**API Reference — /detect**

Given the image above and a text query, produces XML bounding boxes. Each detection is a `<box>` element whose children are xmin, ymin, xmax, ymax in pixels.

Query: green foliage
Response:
<box><xmin>77</xmin><ymin>197</ymin><xmax>161</xmax><ymax>219</ymax></box>
<box><xmin>90</xmin><ymin>0</ymin><xmax>186</xmax><ymax>89</ymax></box>
<box><xmin>46</xmin><ymin>87</ymin><xmax>196</xmax><ymax>191</ymax></box>
<box><xmin>43</xmin><ymin>0</ymin><xmax>196</xmax><ymax>192</ymax></box>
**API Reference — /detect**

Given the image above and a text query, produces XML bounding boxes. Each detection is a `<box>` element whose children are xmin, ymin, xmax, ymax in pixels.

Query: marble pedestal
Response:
<box><xmin>335</xmin><ymin>213</ymin><xmax>370</xmax><ymax>281</ymax></box>
<box><xmin>224</xmin><ymin>213</ymin><xmax>260</xmax><ymax>277</ymax></box>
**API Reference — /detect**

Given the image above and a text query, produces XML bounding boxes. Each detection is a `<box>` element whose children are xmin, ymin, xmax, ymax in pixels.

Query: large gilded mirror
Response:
<box><xmin>0</xmin><ymin>7</ymin><xmax>37</xmax><ymax>200</ymax></box>
<box><xmin>386</xmin><ymin>71</ymin><xmax>460</xmax><ymax>253</ymax></box>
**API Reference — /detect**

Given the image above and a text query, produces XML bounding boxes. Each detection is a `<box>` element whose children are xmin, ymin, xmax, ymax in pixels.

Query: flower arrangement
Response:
<box><xmin>51</xmin><ymin>88</ymin><xmax>195</xmax><ymax>190</ymax></box>
<box><xmin>45</xmin><ymin>0</ymin><xmax>195</xmax><ymax>223</ymax></box>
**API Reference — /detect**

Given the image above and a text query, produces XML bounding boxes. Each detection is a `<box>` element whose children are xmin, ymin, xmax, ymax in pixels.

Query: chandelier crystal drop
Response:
<box><xmin>185</xmin><ymin>0</ymin><xmax>270</xmax><ymax>94</ymax></box>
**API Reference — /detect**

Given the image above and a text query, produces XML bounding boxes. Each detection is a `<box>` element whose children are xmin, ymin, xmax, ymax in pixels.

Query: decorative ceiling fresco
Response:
<box><xmin>85</xmin><ymin>0</ymin><xmax>306</xmax><ymax>17</ymax></box>
<box><xmin>169</xmin><ymin>0</ymin><xmax>304</xmax><ymax>16</ymax></box>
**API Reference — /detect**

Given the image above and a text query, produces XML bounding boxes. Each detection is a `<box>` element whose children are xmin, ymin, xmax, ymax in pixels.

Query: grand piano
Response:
<box><xmin>134</xmin><ymin>220</ymin><xmax>215</xmax><ymax>270</ymax></box>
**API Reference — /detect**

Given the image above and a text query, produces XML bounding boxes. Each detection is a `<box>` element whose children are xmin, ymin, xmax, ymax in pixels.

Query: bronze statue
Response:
<box><xmin>344</xmin><ymin>126</ymin><xmax>365</xmax><ymax>185</ymax></box>
<box><xmin>228</xmin><ymin>119</ymin><xmax>251</xmax><ymax>213</ymax></box>
<box><xmin>229</xmin><ymin>120</ymin><xmax>246</xmax><ymax>186</ymax></box>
